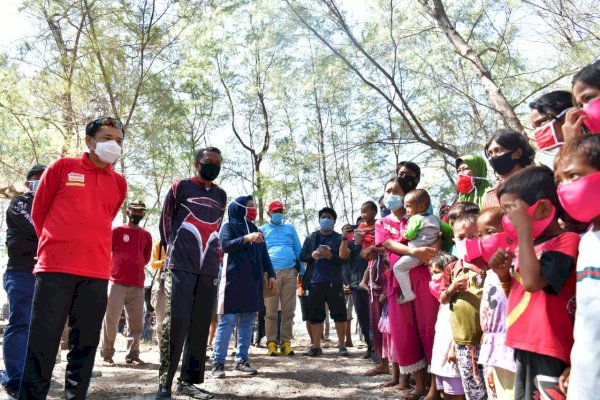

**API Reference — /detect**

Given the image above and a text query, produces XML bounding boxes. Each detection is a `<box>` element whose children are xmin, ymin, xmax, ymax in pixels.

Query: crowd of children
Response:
<box><xmin>356</xmin><ymin>60</ymin><xmax>600</xmax><ymax>400</ymax></box>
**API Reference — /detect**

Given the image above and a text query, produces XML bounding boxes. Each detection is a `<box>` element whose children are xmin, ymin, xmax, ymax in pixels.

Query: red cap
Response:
<box><xmin>268</xmin><ymin>200</ymin><xmax>284</xmax><ymax>212</ymax></box>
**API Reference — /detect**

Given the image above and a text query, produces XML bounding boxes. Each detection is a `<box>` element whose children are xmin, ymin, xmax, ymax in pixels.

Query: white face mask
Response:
<box><xmin>91</xmin><ymin>139</ymin><xmax>122</xmax><ymax>164</ymax></box>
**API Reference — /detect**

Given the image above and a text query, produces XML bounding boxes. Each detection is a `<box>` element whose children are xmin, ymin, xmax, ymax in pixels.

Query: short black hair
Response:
<box><xmin>85</xmin><ymin>117</ymin><xmax>125</xmax><ymax>137</ymax></box>
<box><xmin>453</xmin><ymin>212</ymin><xmax>479</xmax><ymax>228</ymax></box>
<box><xmin>195</xmin><ymin>147</ymin><xmax>222</xmax><ymax>163</ymax></box>
<box><xmin>529</xmin><ymin>91</ymin><xmax>573</xmax><ymax>119</ymax></box>
<box><xmin>498</xmin><ymin>165</ymin><xmax>563</xmax><ymax>218</ymax></box>
<box><xmin>318</xmin><ymin>207</ymin><xmax>337</xmax><ymax>221</ymax></box>
<box><xmin>485</xmin><ymin>129</ymin><xmax>536</xmax><ymax>168</ymax></box>
<box><xmin>429</xmin><ymin>252</ymin><xmax>457</xmax><ymax>271</ymax></box>
<box><xmin>556</xmin><ymin>131</ymin><xmax>600</xmax><ymax>170</ymax></box>
<box><xmin>405</xmin><ymin>189</ymin><xmax>431</xmax><ymax>209</ymax></box>
<box><xmin>447</xmin><ymin>201</ymin><xmax>479</xmax><ymax>225</ymax></box>
<box><xmin>396</xmin><ymin>161</ymin><xmax>421</xmax><ymax>180</ymax></box>
<box><xmin>362</xmin><ymin>200</ymin><xmax>378</xmax><ymax>213</ymax></box>
<box><xmin>572</xmin><ymin>60</ymin><xmax>600</xmax><ymax>91</ymax></box>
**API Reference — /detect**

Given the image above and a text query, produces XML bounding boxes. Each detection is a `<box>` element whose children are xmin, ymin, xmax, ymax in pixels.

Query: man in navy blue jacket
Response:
<box><xmin>299</xmin><ymin>207</ymin><xmax>349</xmax><ymax>357</ymax></box>
<box><xmin>1</xmin><ymin>165</ymin><xmax>45</xmax><ymax>398</ymax></box>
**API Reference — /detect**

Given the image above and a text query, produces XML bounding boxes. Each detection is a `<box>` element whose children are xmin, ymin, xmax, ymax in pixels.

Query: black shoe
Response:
<box><xmin>212</xmin><ymin>363</ymin><xmax>225</xmax><ymax>379</ymax></box>
<box><xmin>155</xmin><ymin>384</ymin><xmax>171</xmax><ymax>399</ymax></box>
<box><xmin>233</xmin><ymin>360</ymin><xmax>257</xmax><ymax>375</ymax></box>
<box><xmin>176</xmin><ymin>382</ymin><xmax>214</xmax><ymax>399</ymax></box>
<box><xmin>362</xmin><ymin>350</ymin><xmax>371</xmax><ymax>359</ymax></box>
<box><xmin>303</xmin><ymin>347</ymin><xmax>323</xmax><ymax>357</ymax></box>
<box><xmin>338</xmin><ymin>347</ymin><xmax>350</xmax><ymax>357</ymax></box>
<box><xmin>4</xmin><ymin>386</ymin><xmax>19</xmax><ymax>399</ymax></box>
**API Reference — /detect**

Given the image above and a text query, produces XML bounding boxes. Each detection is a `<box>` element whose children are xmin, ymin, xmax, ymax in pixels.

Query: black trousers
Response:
<box><xmin>158</xmin><ymin>270</ymin><xmax>217</xmax><ymax>388</ymax></box>
<box><xmin>19</xmin><ymin>272</ymin><xmax>108</xmax><ymax>400</ymax></box>
<box><xmin>351</xmin><ymin>287</ymin><xmax>372</xmax><ymax>351</ymax></box>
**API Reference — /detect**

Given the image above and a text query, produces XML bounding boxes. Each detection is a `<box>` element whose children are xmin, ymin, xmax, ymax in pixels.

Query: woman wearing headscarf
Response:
<box><xmin>211</xmin><ymin>196</ymin><xmax>276</xmax><ymax>379</ymax></box>
<box><xmin>455</xmin><ymin>154</ymin><xmax>491</xmax><ymax>210</ymax></box>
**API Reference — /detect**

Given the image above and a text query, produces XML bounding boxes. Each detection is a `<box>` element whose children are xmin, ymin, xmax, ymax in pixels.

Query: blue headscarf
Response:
<box><xmin>227</xmin><ymin>195</ymin><xmax>262</xmax><ymax>278</ymax></box>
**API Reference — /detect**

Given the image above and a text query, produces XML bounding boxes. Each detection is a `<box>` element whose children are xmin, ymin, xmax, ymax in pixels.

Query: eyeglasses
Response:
<box><xmin>88</xmin><ymin>117</ymin><xmax>124</xmax><ymax>130</ymax></box>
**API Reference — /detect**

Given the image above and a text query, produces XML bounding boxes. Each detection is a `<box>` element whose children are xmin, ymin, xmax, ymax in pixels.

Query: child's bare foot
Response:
<box><xmin>381</xmin><ymin>379</ymin><xmax>399</xmax><ymax>388</ymax></box>
<box><xmin>365</xmin><ymin>366</ymin><xmax>390</xmax><ymax>376</ymax></box>
<box><xmin>392</xmin><ymin>382</ymin><xmax>410</xmax><ymax>391</ymax></box>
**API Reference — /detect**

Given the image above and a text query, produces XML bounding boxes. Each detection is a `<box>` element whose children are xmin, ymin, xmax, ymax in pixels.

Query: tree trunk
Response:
<box><xmin>419</xmin><ymin>0</ymin><xmax>524</xmax><ymax>132</ymax></box>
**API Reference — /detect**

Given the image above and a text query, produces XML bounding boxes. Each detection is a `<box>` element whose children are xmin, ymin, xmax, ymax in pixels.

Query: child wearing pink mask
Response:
<box><xmin>439</xmin><ymin>213</ymin><xmax>487</xmax><ymax>400</ymax></box>
<box><xmin>562</xmin><ymin>61</ymin><xmax>600</xmax><ymax>139</ymax></box>
<box><xmin>554</xmin><ymin>135</ymin><xmax>600</xmax><ymax>399</ymax></box>
<box><xmin>429</xmin><ymin>252</ymin><xmax>465</xmax><ymax>400</ymax></box>
<box><xmin>494</xmin><ymin>165</ymin><xmax>579</xmax><ymax>400</ymax></box>
<box><xmin>477</xmin><ymin>208</ymin><xmax>517</xmax><ymax>399</ymax></box>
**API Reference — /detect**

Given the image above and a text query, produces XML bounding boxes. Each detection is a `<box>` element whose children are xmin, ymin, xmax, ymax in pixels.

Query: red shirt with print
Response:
<box><xmin>32</xmin><ymin>153</ymin><xmax>127</xmax><ymax>280</ymax></box>
<box><xmin>110</xmin><ymin>225</ymin><xmax>153</xmax><ymax>287</ymax></box>
<box><xmin>505</xmin><ymin>232</ymin><xmax>579</xmax><ymax>364</ymax></box>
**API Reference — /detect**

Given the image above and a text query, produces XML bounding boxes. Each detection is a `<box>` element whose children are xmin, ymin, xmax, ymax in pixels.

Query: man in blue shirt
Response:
<box><xmin>260</xmin><ymin>200</ymin><xmax>303</xmax><ymax>356</ymax></box>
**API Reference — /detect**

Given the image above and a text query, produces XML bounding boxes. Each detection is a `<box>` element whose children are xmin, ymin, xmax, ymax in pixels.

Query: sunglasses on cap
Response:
<box><xmin>87</xmin><ymin>117</ymin><xmax>124</xmax><ymax>131</ymax></box>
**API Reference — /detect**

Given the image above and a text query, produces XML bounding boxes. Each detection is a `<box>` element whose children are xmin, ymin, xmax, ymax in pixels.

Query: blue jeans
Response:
<box><xmin>212</xmin><ymin>312</ymin><xmax>256</xmax><ymax>365</ymax></box>
<box><xmin>1</xmin><ymin>271</ymin><xmax>35</xmax><ymax>391</ymax></box>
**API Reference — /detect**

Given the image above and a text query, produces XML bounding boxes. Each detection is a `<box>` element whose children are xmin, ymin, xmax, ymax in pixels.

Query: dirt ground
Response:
<box><xmin>0</xmin><ymin>316</ymin><xmax>417</xmax><ymax>400</ymax></box>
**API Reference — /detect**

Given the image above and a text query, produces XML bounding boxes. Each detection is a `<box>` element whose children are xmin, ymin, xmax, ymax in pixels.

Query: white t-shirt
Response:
<box><xmin>568</xmin><ymin>229</ymin><xmax>600</xmax><ymax>400</ymax></box>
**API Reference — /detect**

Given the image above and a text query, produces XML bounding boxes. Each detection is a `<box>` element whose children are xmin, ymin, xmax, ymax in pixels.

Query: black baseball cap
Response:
<box><xmin>26</xmin><ymin>165</ymin><xmax>46</xmax><ymax>180</ymax></box>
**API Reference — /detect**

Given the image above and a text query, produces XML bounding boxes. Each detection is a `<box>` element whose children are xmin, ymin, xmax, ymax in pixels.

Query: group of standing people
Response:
<box><xmin>1</xmin><ymin>59</ymin><xmax>600</xmax><ymax>400</ymax></box>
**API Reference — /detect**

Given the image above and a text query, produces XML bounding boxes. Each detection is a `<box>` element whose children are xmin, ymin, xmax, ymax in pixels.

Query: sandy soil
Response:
<box><xmin>0</xmin><ymin>330</ymin><xmax>413</xmax><ymax>400</ymax></box>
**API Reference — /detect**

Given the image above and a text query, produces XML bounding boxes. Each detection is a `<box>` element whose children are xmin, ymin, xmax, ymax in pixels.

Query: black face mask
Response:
<box><xmin>199</xmin><ymin>163</ymin><xmax>221</xmax><ymax>182</ymax></box>
<box><xmin>129</xmin><ymin>215</ymin><xmax>143</xmax><ymax>225</ymax></box>
<box><xmin>489</xmin><ymin>151</ymin><xmax>518</xmax><ymax>176</ymax></box>
<box><xmin>397</xmin><ymin>175</ymin><xmax>418</xmax><ymax>192</ymax></box>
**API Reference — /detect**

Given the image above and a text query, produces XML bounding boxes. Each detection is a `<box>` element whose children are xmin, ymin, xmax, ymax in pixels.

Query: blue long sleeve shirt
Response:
<box><xmin>260</xmin><ymin>222</ymin><xmax>305</xmax><ymax>274</ymax></box>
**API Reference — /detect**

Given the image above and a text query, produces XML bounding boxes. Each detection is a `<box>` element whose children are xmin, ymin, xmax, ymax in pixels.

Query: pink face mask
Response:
<box><xmin>502</xmin><ymin>200</ymin><xmax>556</xmax><ymax>241</ymax></box>
<box><xmin>478</xmin><ymin>231</ymin><xmax>517</xmax><ymax>263</ymax></box>
<box><xmin>583</xmin><ymin>97</ymin><xmax>600</xmax><ymax>134</ymax></box>
<box><xmin>532</xmin><ymin>109</ymin><xmax>567</xmax><ymax>151</ymax></box>
<box><xmin>454</xmin><ymin>237</ymin><xmax>482</xmax><ymax>262</ymax></box>
<box><xmin>429</xmin><ymin>273</ymin><xmax>442</xmax><ymax>300</ymax></box>
<box><xmin>558</xmin><ymin>171</ymin><xmax>600</xmax><ymax>223</ymax></box>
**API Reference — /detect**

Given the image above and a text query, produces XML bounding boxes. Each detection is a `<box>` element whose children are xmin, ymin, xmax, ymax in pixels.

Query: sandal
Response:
<box><xmin>125</xmin><ymin>357</ymin><xmax>146</xmax><ymax>365</ymax></box>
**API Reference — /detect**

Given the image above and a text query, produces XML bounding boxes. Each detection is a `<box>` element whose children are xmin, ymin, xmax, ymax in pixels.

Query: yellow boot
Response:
<box><xmin>267</xmin><ymin>341</ymin><xmax>278</xmax><ymax>356</ymax></box>
<box><xmin>279</xmin><ymin>341</ymin><xmax>295</xmax><ymax>356</ymax></box>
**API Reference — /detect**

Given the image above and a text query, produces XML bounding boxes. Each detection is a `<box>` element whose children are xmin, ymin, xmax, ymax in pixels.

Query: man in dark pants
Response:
<box><xmin>299</xmin><ymin>207</ymin><xmax>349</xmax><ymax>357</ymax></box>
<box><xmin>19</xmin><ymin>117</ymin><xmax>127</xmax><ymax>399</ymax></box>
<box><xmin>1</xmin><ymin>165</ymin><xmax>45</xmax><ymax>398</ymax></box>
<box><xmin>156</xmin><ymin>147</ymin><xmax>226</xmax><ymax>400</ymax></box>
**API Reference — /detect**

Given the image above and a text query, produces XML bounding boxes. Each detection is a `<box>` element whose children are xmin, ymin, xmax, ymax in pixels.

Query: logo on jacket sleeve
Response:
<box><xmin>66</xmin><ymin>172</ymin><xmax>86</xmax><ymax>187</ymax></box>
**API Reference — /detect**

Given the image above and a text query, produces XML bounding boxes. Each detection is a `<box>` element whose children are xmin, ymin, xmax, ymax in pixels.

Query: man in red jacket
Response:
<box><xmin>19</xmin><ymin>117</ymin><xmax>127</xmax><ymax>399</ymax></box>
<box><xmin>100</xmin><ymin>199</ymin><xmax>152</xmax><ymax>366</ymax></box>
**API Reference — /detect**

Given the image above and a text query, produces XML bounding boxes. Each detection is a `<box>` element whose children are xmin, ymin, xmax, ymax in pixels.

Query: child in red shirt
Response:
<box><xmin>492</xmin><ymin>165</ymin><xmax>578</xmax><ymax>400</ymax></box>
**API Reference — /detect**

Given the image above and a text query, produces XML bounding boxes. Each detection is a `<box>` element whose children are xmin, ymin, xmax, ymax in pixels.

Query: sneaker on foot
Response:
<box><xmin>155</xmin><ymin>384</ymin><xmax>171</xmax><ymax>399</ymax></box>
<box><xmin>103</xmin><ymin>357</ymin><xmax>115</xmax><ymax>367</ymax></box>
<box><xmin>4</xmin><ymin>386</ymin><xmax>19</xmax><ymax>399</ymax></box>
<box><xmin>362</xmin><ymin>349</ymin><xmax>372</xmax><ymax>359</ymax></box>
<box><xmin>125</xmin><ymin>356</ymin><xmax>145</xmax><ymax>365</ymax></box>
<box><xmin>338</xmin><ymin>347</ymin><xmax>350</xmax><ymax>357</ymax></box>
<box><xmin>176</xmin><ymin>382</ymin><xmax>214</xmax><ymax>399</ymax></box>
<box><xmin>211</xmin><ymin>363</ymin><xmax>225</xmax><ymax>379</ymax></box>
<box><xmin>267</xmin><ymin>341</ymin><xmax>278</xmax><ymax>356</ymax></box>
<box><xmin>302</xmin><ymin>347</ymin><xmax>323</xmax><ymax>357</ymax></box>
<box><xmin>233</xmin><ymin>360</ymin><xmax>257</xmax><ymax>375</ymax></box>
<box><xmin>279</xmin><ymin>341</ymin><xmax>295</xmax><ymax>356</ymax></box>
